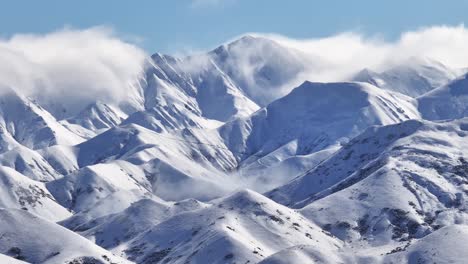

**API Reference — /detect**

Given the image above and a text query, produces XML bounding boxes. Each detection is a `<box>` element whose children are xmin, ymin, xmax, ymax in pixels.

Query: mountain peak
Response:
<box><xmin>229</xmin><ymin>34</ymin><xmax>269</xmax><ymax>45</ymax></box>
<box><xmin>211</xmin><ymin>34</ymin><xmax>283</xmax><ymax>56</ymax></box>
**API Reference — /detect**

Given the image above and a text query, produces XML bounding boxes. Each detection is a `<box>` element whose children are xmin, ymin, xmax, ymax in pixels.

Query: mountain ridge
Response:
<box><xmin>0</xmin><ymin>35</ymin><xmax>466</xmax><ymax>263</ymax></box>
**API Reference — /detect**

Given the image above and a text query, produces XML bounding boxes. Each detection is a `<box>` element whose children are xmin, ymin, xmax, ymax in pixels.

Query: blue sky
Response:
<box><xmin>1</xmin><ymin>0</ymin><xmax>467</xmax><ymax>53</ymax></box>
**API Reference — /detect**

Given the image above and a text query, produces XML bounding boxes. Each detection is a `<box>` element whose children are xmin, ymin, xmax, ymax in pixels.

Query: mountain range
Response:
<box><xmin>0</xmin><ymin>35</ymin><xmax>467</xmax><ymax>263</ymax></box>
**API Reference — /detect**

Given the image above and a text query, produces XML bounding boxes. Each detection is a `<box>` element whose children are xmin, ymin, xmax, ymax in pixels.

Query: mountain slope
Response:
<box><xmin>259</xmin><ymin>225</ymin><xmax>468</xmax><ymax>264</ymax></box>
<box><xmin>43</xmin><ymin>124</ymin><xmax>237</xmax><ymax>202</ymax></box>
<box><xmin>418</xmin><ymin>73</ymin><xmax>468</xmax><ymax>120</ymax></box>
<box><xmin>219</xmin><ymin>81</ymin><xmax>420</xmax><ymax>163</ymax></box>
<box><xmin>268</xmin><ymin>118</ymin><xmax>468</xmax><ymax>245</ymax></box>
<box><xmin>0</xmin><ymin>254</ymin><xmax>28</xmax><ymax>264</ymax></box>
<box><xmin>383</xmin><ymin>224</ymin><xmax>468</xmax><ymax>263</ymax></box>
<box><xmin>0</xmin><ymin>208</ymin><xmax>130</xmax><ymax>264</ymax></box>
<box><xmin>127</xmin><ymin>35</ymin><xmax>310</xmax><ymax>135</ymax></box>
<box><xmin>0</xmin><ymin>166</ymin><xmax>71</xmax><ymax>221</ymax></box>
<box><xmin>66</xmin><ymin>198</ymin><xmax>210</xmax><ymax>251</ymax></box>
<box><xmin>0</xmin><ymin>145</ymin><xmax>60</xmax><ymax>181</ymax></box>
<box><xmin>46</xmin><ymin>161</ymin><xmax>152</xmax><ymax>212</ymax></box>
<box><xmin>120</xmin><ymin>190</ymin><xmax>341</xmax><ymax>264</ymax></box>
<box><xmin>0</xmin><ymin>88</ymin><xmax>84</xmax><ymax>150</ymax></box>
<box><xmin>142</xmin><ymin>52</ymin><xmax>259</xmax><ymax>125</ymax></box>
<box><xmin>66</xmin><ymin>101</ymin><xmax>128</xmax><ymax>132</ymax></box>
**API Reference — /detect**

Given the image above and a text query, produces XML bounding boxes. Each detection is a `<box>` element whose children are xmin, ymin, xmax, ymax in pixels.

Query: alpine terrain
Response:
<box><xmin>0</xmin><ymin>34</ymin><xmax>467</xmax><ymax>264</ymax></box>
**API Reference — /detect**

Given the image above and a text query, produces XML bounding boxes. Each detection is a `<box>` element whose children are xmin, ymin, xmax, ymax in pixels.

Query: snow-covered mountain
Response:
<box><xmin>63</xmin><ymin>198</ymin><xmax>210</xmax><ymax>250</ymax></box>
<box><xmin>115</xmin><ymin>190</ymin><xmax>342</xmax><ymax>264</ymax></box>
<box><xmin>0</xmin><ymin>88</ymin><xmax>84</xmax><ymax>150</ymax></box>
<box><xmin>268</xmin><ymin>118</ymin><xmax>468</xmax><ymax>246</ymax></box>
<box><xmin>0</xmin><ymin>208</ymin><xmax>129</xmax><ymax>264</ymax></box>
<box><xmin>353</xmin><ymin>57</ymin><xmax>460</xmax><ymax>97</ymax></box>
<box><xmin>259</xmin><ymin>224</ymin><xmax>468</xmax><ymax>263</ymax></box>
<box><xmin>216</xmin><ymin>81</ymin><xmax>420</xmax><ymax>190</ymax></box>
<box><xmin>219</xmin><ymin>81</ymin><xmax>419</xmax><ymax>162</ymax></box>
<box><xmin>66</xmin><ymin>101</ymin><xmax>128</xmax><ymax>133</ymax></box>
<box><xmin>418</xmin><ymin>72</ymin><xmax>468</xmax><ymax>120</ymax></box>
<box><xmin>0</xmin><ymin>166</ymin><xmax>70</xmax><ymax>221</ymax></box>
<box><xmin>207</xmin><ymin>35</ymin><xmax>311</xmax><ymax>106</ymax></box>
<box><xmin>0</xmin><ymin>35</ymin><xmax>467</xmax><ymax>263</ymax></box>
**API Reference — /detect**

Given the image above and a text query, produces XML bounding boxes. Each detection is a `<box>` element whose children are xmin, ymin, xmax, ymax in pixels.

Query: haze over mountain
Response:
<box><xmin>0</xmin><ymin>31</ymin><xmax>467</xmax><ymax>264</ymax></box>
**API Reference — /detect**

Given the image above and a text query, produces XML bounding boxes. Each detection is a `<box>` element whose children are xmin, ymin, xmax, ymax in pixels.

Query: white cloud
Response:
<box><xmin>249</xmin><ymin>24</ymin><xmax>468</xmax><ymax>81</ymax></box>
<box><xmin>0</xmin><ymin>26</ymin><xmax>147</xmax><ymax>116</ymax></box>
<box><xmin>393</xmin><ymin>25</ymin><xmax>468</xmax><ymax>68</ymax></box>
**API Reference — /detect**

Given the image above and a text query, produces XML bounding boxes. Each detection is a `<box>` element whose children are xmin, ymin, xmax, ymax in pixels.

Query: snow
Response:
<box><xmin>0</xmin><ymin>208</ymin><xmax>130</xmax><ymax>264</ymax></box>
<box><xmin>119</xmin><ymin>189</ymin><xmax>341</xmax><ymax>263</ymax></box>
<box><xmin>259</xmin><ymin>224</ymin><xmax>468</xmax><ymax>263</ymax></box>
<box><xmin>0</xmin><ymin>35</ymin><xmax>466</xmax><ymax>263</ymax></box>
<box><xmin>66</xmin><ymin>124</ymin><xmax>235</xmax><ymax>201</ymax></box>
<box><xmin>219</xmin><ymin>81</ymin><xmax>420</xmax><ymax>165</ymax></box>
<box><xmin>0</xmin><ymin>88</ymin><xmax>84</xmax><ymax>149</ymax></box>
<box><xmin>65</xmin><ymin>198</ymin><xmax>210</xmax><ymax>251</ymax></box>
<box><xmin>269</xmin><ymin>118</ymin><xmax>468</xmax><ymax>252</ymax></box>
<box><xmin>0</xmin><ymin>145</ymin><xmax>60</xmax><ymax>181</ymax></box>
<box><xmin>383</xmin><ymin>224</ymin><xmax>468</xmax><ymax>263</ymax></box>
<box><xmin>418</xmin><ymin>73</ymin><xmax>468</xmax><ymax>120</ymax></box>
<box><xmin>0</xmin><ymin>253</ymin><xmax>29</xmax><ymax>264</ymax></box>
<box><xmin>353</xmin><ymin>57</ymin><xmax>459</xmax><ymax>97</ymax></box>
<box><xmin>142</xmin><ymin>52</ymin><xmax>260</xmax><ymax>125</ymax></box>
<box><xmin>208</xmin><ymin>35</ymin><xmax>310</xmax><ymax>106</ymax></box>
<box><xmin>46</xmin><ymin>161</ymin><xmax>152</xmax><ymax>212</ymax></box>
<box><xmin>67</xmin><ymin>101</ymin><xmax>128</xmax><ymax>132</ymax></box>
<box><xmin>0</xmin><ymin>166</ymin><xmax>71</xmax><ymax>221</ymax></box>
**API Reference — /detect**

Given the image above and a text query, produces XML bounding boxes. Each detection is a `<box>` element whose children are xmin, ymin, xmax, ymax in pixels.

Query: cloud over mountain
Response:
<box><xmin>0</xmin><ymin>26</ymin><xmax>147</xmax><ymax>115</ymax></box>
<box><xmin>240</xmin><ymin>25</ymin><xmax>468</xmax><ymax>82</ymax></box>
<box><xmin>1</xmin><ymin>25</ymin><xmax>467</xmax><ymax>117</ymax></box>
